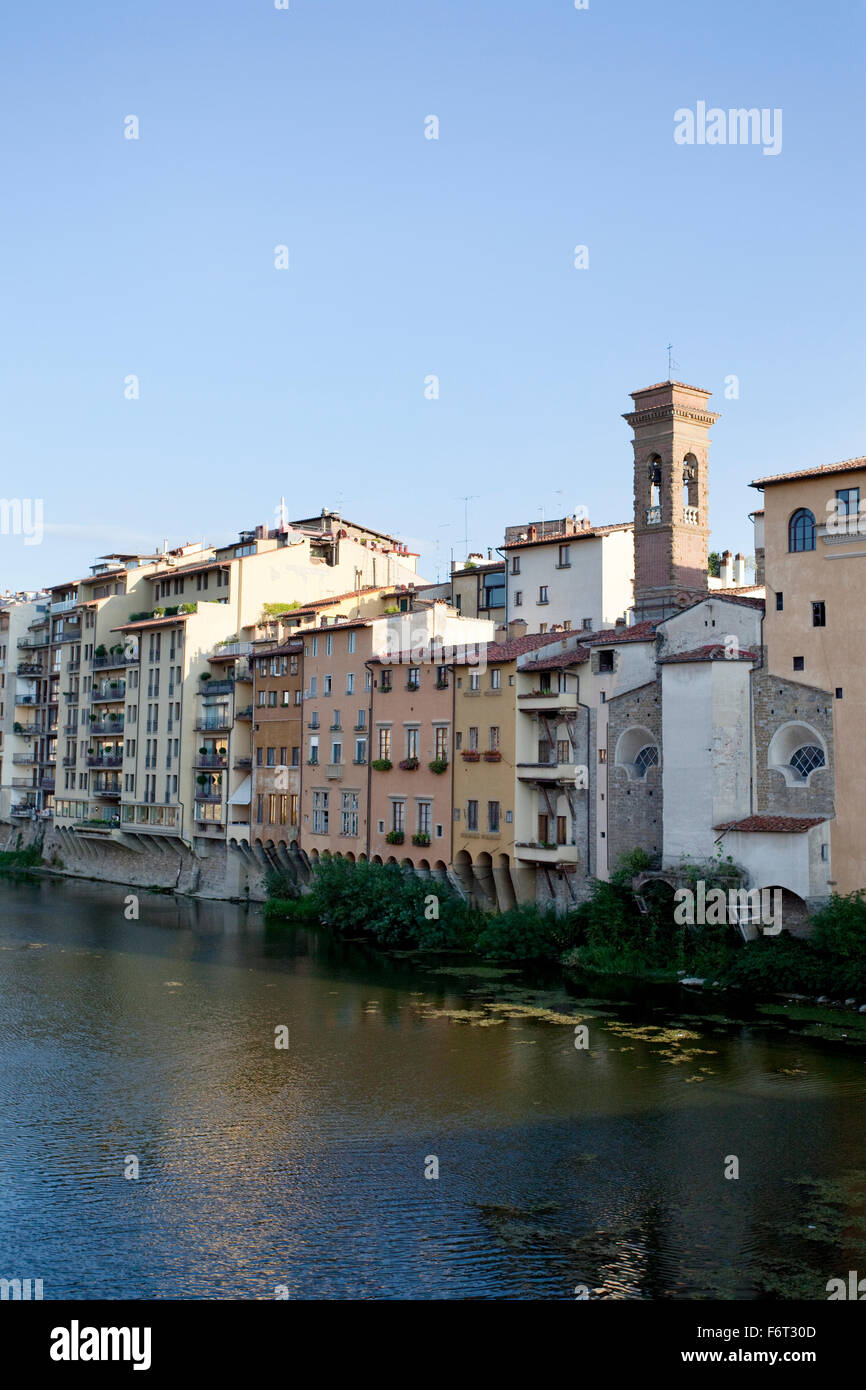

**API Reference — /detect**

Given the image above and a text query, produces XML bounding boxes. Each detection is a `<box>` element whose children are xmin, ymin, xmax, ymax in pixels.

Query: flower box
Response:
<box><xmin>428</xmin><ymin>758</ymin><xmax>449</xmax><ymax>775</ymax></box>
<box><xmin>371</xmin><ymin>758</ymin><xmax>392</xmax><ymax>771</ymax></box>
<box><xmin>398</xmin><ymin>757</ymin><xmax>419</xmax><ymax>771</ymax></box>
<box><xmin>461</xmin><ymin>750</ymin><xmax>480</xmax><ymax>762</ymax></box>
<box><xmin>483</xmin><ymin>750</ymin><xmax>502</xmax><ymax>762</ymax></box>
<box><xmin>411</xmin><ymin>833</ymin><xmax>431</xmax><ymax>847</ymax></box>
<box><xmin>385</xmin><ymin>830</ymin><xmax>405</xmax><ymax>844</ymax></box>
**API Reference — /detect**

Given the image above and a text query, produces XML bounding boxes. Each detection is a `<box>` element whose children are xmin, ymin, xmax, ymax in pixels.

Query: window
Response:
<box><xmin>634</xmin><ymin>745</ymin><xmax>659</xmax><ymax>777</ymax></box>
<box><xmin>309</xmin><ymin>675</ymin><xmax>317</xmax><ymax>696</ymax></box>
<box><xmin>558</xmin><ymin>544</ymin><xmax>571</xmax><ymax>567</ymax></box>
<box><xmin>490</xmin><ymin>669</ymin><xmax>501</xmax><ymax>690</ymax></box>
<box><xmin>793</xmin><ymin>656</ymin><xmax>805</xmax><ymax>671</ymax></box>
<box><xmin>556</xmin><ymin>738</ymin><xmax>569</xmax><ymax>764</ymax></box>
<box><xmin>354</xmin><ymin>737</ymin><xmax>367</xmax><ymax>764</ymax></box>
<box><xmin>790</xmin><ymin>744</ymin><xmax>825</xmax><ymax>778</ymax></box>
<box><xmin>435</xmin><ymin>726</ymin><xmax>449</xmax><ymax>759</ymax></box>
<box><xmin>378</xmin><ymin>727</ymin><xmax>391</xmax><ymax>760</ymax></box>
<box><xmin>308</xmin><ymin>735</ymin><xmax>319</xmax><ymax>764</ymax></box>
<box><xmin>556</xmin><ymin>815</ymin><xmax>567</xmax><ymax>845</ymax></box>
<box><xmin>346</xmin><ymin>672</ymin><xmax>354</xmax><ymax>694</ymax></box>
<box><xmin>417</xmin><ymin>801</ymin><xmax>432</xmax><ymax>836</ymax></box>
<box><xmin>812</xmin><ymin>601</ymin><xmax>826</xmax><ymax>627</ymax></box>
<box><xmin>598</xmin><ymin>748</ymin><xmax>607</xmax><ymax>763</ymax></box>
<box><xmin>489</xmin><ymin>726</ymin><xmax>500</xmax><ymax>751</ymax></box>
<box><xmin>356</xmin><ymin>709</ymin><xmax>366</xmax><ymax>728</ymax></box>
<box><xmin>836</xmin><ymin>487</ymin><xmax>860</xmax><ymax>520</ymax></box>
<box><xmin>256</xmin><ymin>794</ymin><xmax>264</xmax><ymax>823</ymax></box>
<box><xmin>538</xmin><ymin>813</ymin><xmax>549</xmax><ymax>843</ymax></box>
<box><xmin>582</xmin><ymin>618</ymin><xmax>592</xmax><ymax>630</ymax></box>
<box><xmin>482</xmin><ymin>581</ymin><xmax>505</xmax><ymax>609</ymax></box>
<box><xmin>326</xmin><ymin>634</ymin><xmax>333</xmax><ymax>656</ymax></box>
<box><xmin>348</xmin><ymin>632</ymin><xmax>356</xmax><ymax>653</ymax></box>
<box><xmin>407</xmin><ymin>667</ymin><xmax>420</xmax><ymax>691</ymax></box>
<box><xmin>788</xmin><ymin>508</ymin><xmax>816</xmax><ymax>552</ymax></box>
<box><xmin>324</xmin><ymin>674</ymin><xmax>332</xmax><ymax>695</ymax></box>
<box><xmin>435</xmin><ymin>666</ymin><xmax>448</xmax><ymax>689</ymax></box>
<box><xmin>511</xmin><ymin>556</ymin><xmax>520</xmax><ymax>575</ymax></box>
<box><xmin>776</xmin><ymin>592</ymin><xmax>784</xmax><ymax>611</ymax></box>
<box><xmin>341</xmin><ymin>791</ymin><xmax>359</xmax><ymax>837</ymax></box>
<box><xmin>391</xmin><ymin>800</ymin><xmax>405</xmax><ymax>833</ymax></box>
<box><xmin>311</xmin><ymin>636</ymin><xmax>318</xmax><ymax>656</ymax></box>
<box><xmin>291</xmin><ymin>746</ymin><xmax>299</xmax><ymax>766</ymax></box>
<box><xmin>267</xmin><ymin>747</ymin><xmax>276</xmax><ymax>766</ymax></box>
<box><xmin>380</xmin><ymin>669</ymin><xmax>392</xmax><ymax>692</ymax></box>
<box><xmin>468</xmin><ymin>726</ymin><xmax>478</xmax><ymax>750</ymax></box>
<box><xmin>538</xmin><ymin>585</ymin><xmax>549</xmax><ymax>604</ymax></box>
<box><xmin>514</xmin><ymin>591</ymin><xmax>523</xmax><ymax>607</ymax></box>
<box><xmin>469</xmin><ymin>671</ymin><xmax>480</xmax><ymax>692</ymax></box>
<box><xmin>312</xmin><ymin>789</ymin><xmax>329</xmax><ymax>833</ymax></box>
<box><xmin>466</xmin><ymin>799</ymin><xmax>478</xmax><ymax>831</ymax></box>
<box><xmin>406</xmin><ymin>727</ymin><xmax>419</xmax><ymax>759</ymax></box>
<box><xmin>598</xmin><ymin>650</ymin><xmax>614</xmax><ymax>672</ymax></box>
<box><xmin>487</xmin><ymin>800</ymin><xmax>500</xmax><ymax>834</ymax></box>
<box><xmin>331</xmin><ymin>741</ymin><xmax>342</xmax><ymax>765</ymax></box>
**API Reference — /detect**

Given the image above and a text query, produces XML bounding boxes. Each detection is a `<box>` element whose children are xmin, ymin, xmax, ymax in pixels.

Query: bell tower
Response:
<box><xmin>623</xmin><ymin>380</ymin><xmax>720</xmax><ymax>623</ymax></box>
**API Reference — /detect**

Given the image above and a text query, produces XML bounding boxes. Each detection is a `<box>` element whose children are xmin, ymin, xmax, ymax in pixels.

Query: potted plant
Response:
<box><xmin>199</xmin><ymin>746</ymin><xmax>208</xmax><ymax>756</ymax></box>
<box><xmin>385</xmin><ymin>830</ymin><xmax>404</xmax><ymax>844</ymax></box>
<box><xmin>371</xmin><ymin>758</ymin><xmax>392</xmax><ymax>771</ymax></box>
<box><xmin>462</xmin><ymin>750</ymin><xmax>480</xmax><ymax>762</ymax></box>
<box><xmin>398</xmin><ymin>757</ymin><xmax>419</xmax><ymax>771</ymax></box>
<box><xmin>483</xmin><ymin>750</ymin><xmax>502</xmax><ymax>762</ymax></box>
<box><xmin>411</xmin><ymin>832</ymin><xmax>431</xmax><ymax>846</ymax></box>
<box><xmin>200</xmin><ymin>672</ymin><xmax>211</xmax><ymax>682</ymax></box>
<box><xmin>95</xmin><ymin>644</ymin><xmax>107</xmax><ymax>658</ymax></box>
<box><xmin>428</xmin><ymin>757</ymin><xmax>448</xmax><ymax>775</ymax></box>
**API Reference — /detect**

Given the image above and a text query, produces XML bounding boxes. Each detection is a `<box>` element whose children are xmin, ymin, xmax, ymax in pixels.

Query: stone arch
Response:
<box><xmin>345</xmin><ymin>851</ymin><xmax>355</xmax><ymax>863</ymax></box>
<box><xmin>372</xmin><ymin>854</ymin><xmax>383</xmax><ymax>865</ymax></box>
<box><xmin>682</xmin><ymin>452</ymin><xmax>699</xmax><ymax>510</ymax></box>
<box><xmin>767</xmin><ymin>720</ymin><xmax>827</xmax><ymax>787</ymax></box>
<box><xmin>614</xmin><ymin>725</ymin><xmax>660</xmax><ymax>782</ymax></box>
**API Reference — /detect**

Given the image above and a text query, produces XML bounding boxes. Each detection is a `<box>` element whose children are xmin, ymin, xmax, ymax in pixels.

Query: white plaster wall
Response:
<box><xmin>710</xmin><ymin>662</ymin><xmax>754</xmax><ymax>829</ymax></box>
<box><xmin>658</xmin><ymin>598</ymin><xmax>762</xmax><ymax>658</ymax></box>
<box><xmin>662</xmin><ymin>664</ymin><xmax>715</xmax><ymax>862</ymax></box>
<box><xmin>506</xmin><ymin>535</ymin><xmax>633</xmax><ymax>634</ymax></box>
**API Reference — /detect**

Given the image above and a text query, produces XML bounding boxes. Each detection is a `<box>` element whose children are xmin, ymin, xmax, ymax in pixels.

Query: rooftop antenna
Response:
<box><xmin>667</xmin><ymin>342</ymin><xmax>680</xmax><ymax>378</ymax></box>
<box><xmin>458</xmin><ymin>495</ymin><xmax>478</xmax><ymax>559</ymax></box>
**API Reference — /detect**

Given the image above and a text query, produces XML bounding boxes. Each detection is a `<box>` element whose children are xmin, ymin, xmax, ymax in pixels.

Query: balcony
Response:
<box><xmin>195</xmin><ymin>717</ymin><xmax>231</xmax><ymax>733</ymax></box>
<box><xmin>87</xmin><ymin>754</ymin><xmax>122</xmax><ymax>768</ymax></box>
<box><xmin>63</xmin><ymin>723</ymin><xmax>78</xmax><ymax>736</ymax></box>
<box><xmin>15</xmin><ymin>695</ymin><xmax>39</xmax><ymax>706</ymax></box>
<box><xmin>233</xmin><ymin>756</ymin><xmax>252</xmax><ymax>770</ymax></box>
<box><xmin>92</xmin><ymin>783</ymin><xmax>121</xmax><ymax>799</ymax></box>
<box><xmin>62</xmin><ymin>756</ymin><xmax>77</xmax><ymax>767</ymax></box>
<box><xmin>326</xmin><ymin>764</ymin><xmax>344</xmax><ymax>780</ymax></box>
<box><xmin>515</xmin><ymin>842</ymin><xmax>579</xmax><ymax>865</ymax></box>
<box><xmin>517</xmin><ymin>761</ymin><xmax>574</xmax><ymax>782</ymax></box>
<box><xmin>91</xmin><ymin>653</ymin><xmax>129</xmax><ymax>671</ymax></box>
<box><xmin>92</xmin><ymin>685</ymin><xmax>126</xmax><ymax>702</ymax></box>
<box><xmin>39</xmin><ymin>776</ymin><xmax>56</xmax><ymax>792</ymax></box>
<box><xmin>198</xmin><ymin>679</ymin><xmax>235</xmax><ymax>696</ymax></box>
<box><xmin>683</xmin><ymin>506</ymin><xmax>699</xmax><ymax>525</ymax></box>
<box><xmin>16</xmin><ymin>722</ymin><xmax>45</xmax><ymax>736</ymax></box>
<box><xmin>518</xmin><ymin>689</ymin><xmax>580</xmax><ymax>712</ymax></box>
<box><xmin>120</xmin><ymin>805</ymin><xmax>180</xmax><ymax>835</ymax></box>
<box><xmin>195</xmin><ymin>753</ymin><xmax>228</xmax><ymax>769</ymax></box>
<box><xmin>194</xmin><ymin>791</ymin><xmax>223</xmax><ymax>804</ymax></box>
<box><xmin>236</xmin><ymin>706</ymin><xmax>253</xmax><ymax>720</ymax></box>
<box><xmin>91</xmin><ymin>720</ymin><xmax>125</xmax><ymax>737</ymax></box>
<box><xmin>210</xmin><ymin>641</ymin><xmax>253</xmax><ymax>660</ymax></box>
<box><xmin>10</xmin><ymin>803</ymin><xmax>37</xmax><ymax>818</ymax></box>
<box><xmin>17</xmin><ymin>635</ymin><xmax>49</xmax><ymax>650</ymax></box>
<box><xmin>11</xmin><ymin>776</ymin><xmax>35</xmax><ymax>787</ymax></box>
<box><xmin>12</xmin><ymin>753</ymin><xmax>36</xmax><ymax>764</ymax></box>
<box><xmin>17</xmin><ymin>662</ymin><xmax>43</xmax><ymax>677</ymax></box>
<box><xmin>50</xmin><ymin>597</ymin><xmax>79</xmax><ymax>614</ymax></box>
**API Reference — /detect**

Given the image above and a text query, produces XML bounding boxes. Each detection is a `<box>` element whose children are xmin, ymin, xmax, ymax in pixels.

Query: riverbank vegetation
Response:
<box><xmin>265</xmin><ymin>852</ymin><xmax>866</xmax><ymax>999</ymax></box>
<box><xmin>0</xmin><ymin>837</ymin><xmax>43</xmax><ymax>873</ymax></box>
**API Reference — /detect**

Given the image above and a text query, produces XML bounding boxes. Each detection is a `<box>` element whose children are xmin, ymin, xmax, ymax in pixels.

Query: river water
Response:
<box><xmin>1</xmin><ymin>874</ymin><xmax>864</xmax><ymax>1300</ymax></box>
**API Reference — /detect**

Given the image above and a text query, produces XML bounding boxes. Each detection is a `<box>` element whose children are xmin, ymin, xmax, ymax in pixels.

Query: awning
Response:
<box><xmin>228</xmin><ymin>774</ymin><xmax>252</xmax><ymax>806</ymax></box>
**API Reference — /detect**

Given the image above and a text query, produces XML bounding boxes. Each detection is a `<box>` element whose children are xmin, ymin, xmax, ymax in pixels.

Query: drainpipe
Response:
<box><xmin>577</xmin><ymin>678</ymin><xmax>592</xmax><ymax>877</ymax></box>
<box><xmin>364</xmin><ymin>658</ymin><xmax>374</xmax><ymax>859</ymax></box>
<box><xmin>495</xmin><ymin>546</ymin><xmax>508</xmax><ymax>627</ymax></box>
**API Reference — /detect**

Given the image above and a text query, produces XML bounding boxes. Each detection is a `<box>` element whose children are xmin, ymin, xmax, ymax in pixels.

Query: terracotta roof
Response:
<box><xmin>500</xmin><ymin>522</ymin><xmax>632</xmax><ymax>550</ymax></box>
<box><xmin>631</xmin><ymin>380</ymin><xmax>712</xmax><ymax>396</ymax></box>
<box><xmin>149</xmin><ymin>559</ymin><xmax>227</xmax><ymax>581</ymax></box>
<box><xmin>714</xmin><ymin>815</ymin><xmax>826</xmax><ymax>834</ymax></box>
<box><xmin>751</xmin><ymin>456</ymin><xmax>866</xmax><ymax>489</ymax></box>
<box><xmin>112</xmin><ymin>613</ymin><xmax>194</xmax><ymax>631</ymax></box>
<box><xmin>709</xmin><ymin>591</ymin><xmax>765</xmax><ymax>607</ymax></box>
<box><xmin>660</xmin><ymin>643</ymin><xmax>759</xmax><ymax>664</ymax></box>
<box><xmin>521</xmin><ymin>648</ymin><xmax>590</xmax><ymax>671</ymax></box>
<box><xmin>582</xmin><ymin>620</ymin><xmax>657</xmax><ymax>646</ymax></box>
<box><xmin>480</xmin><ymin>631</ymin><xmax>571</xmax><ymax>663</ymax></box>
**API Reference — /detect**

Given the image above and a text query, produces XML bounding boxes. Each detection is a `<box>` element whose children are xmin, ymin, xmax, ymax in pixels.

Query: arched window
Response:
<box><xmin>789</xmin><ymin>744</ymin><xmax>825</xmax><ymax>778</ymax></box>
<box><xmin>788</xmin><ymin>508</ymin><xmax>816</xmax><ymax>552</ymax></box>
<box><xmin>634</xmin><ymin>745</ymin><xmax>659</xmax><ymax>777</ymax></box>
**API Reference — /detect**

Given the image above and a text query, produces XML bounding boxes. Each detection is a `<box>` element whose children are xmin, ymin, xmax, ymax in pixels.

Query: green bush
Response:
<box><xmin>473</xmin><ymin>903</ymin><xmax>579</xmax><ymax>960</ymax></box>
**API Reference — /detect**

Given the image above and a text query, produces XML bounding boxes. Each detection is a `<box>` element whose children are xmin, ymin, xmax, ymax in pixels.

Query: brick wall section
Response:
<box><xmin>751</xmin><ymin>666</ymin><xmax>835</xmax><ymax>817</ymax></box>
<box><xmin>606</xmin><ymin>679</ymin><xmax>663</xmax><ymax>872</ymax></box>
<box><xmin>39</xmin><ymin>825</ymin><xmax>270</xmax><ymax>900</ymax></box>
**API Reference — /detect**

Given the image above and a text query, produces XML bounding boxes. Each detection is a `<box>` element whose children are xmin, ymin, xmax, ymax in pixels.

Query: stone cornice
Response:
<box><xmin>623</xmin><ymin>405</ymin><xmax>720</xmax><ymax>429</ymax></box>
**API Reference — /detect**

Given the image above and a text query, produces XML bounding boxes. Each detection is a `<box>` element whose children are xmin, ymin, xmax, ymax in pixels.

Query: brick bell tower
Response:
<box><xmin>623</xmin><ymin>380</ymin><xmax>720</xmax><ymax>623</ymax></box>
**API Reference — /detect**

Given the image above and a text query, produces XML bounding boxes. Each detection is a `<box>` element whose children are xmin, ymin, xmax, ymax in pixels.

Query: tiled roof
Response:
<box><xmin>483</xmin><ymin>632</ymin><xmax>572</xmax><ymax>662</ymax></box>
<box><xmin>582</xmin><ymin>620</ymin><xmax>657</xmax><ymax>646</ymax></box>
<box><xmin>500</xmin><ymin>522</ymin><xmax>632</xmax><ymax>550</ymax></box>
<box><xmin>632</xmin><ymin>380</ymin><xmax>712</xmax><ymax>395</ymax></box>
<box><xmin>660</xmin><ymin>644</ymin><xmax>759</xmax><ymax>664</ymax></box>
<box><xmin>714</xmin><ymin>815</ymin><xmax>826</xmax><ymax>834</ymax></box>
<box><xmin>709</xmin><ymin>591</ymin><xmax>765</xmax><ymax>608</ymax></box>
<box><xmin>521</xmin><ymin>648</ymin><xmax>591</xmax><ymax>671</ymax></box>
<box><xmin>751</xmin><ymin>456</ymin><xmax>866</xmax><ymax>488</ymax></box>
<box><xmin>112</xmin><ymin>613</ymin><xmax>194</xmax><ymax>631</ymax></box>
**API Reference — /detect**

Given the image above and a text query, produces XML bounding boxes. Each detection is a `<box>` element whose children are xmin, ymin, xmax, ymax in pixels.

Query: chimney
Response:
<box><xmin>494</xmin><ymin>623</ymin><xmax>508</xmax><ymax>644</ymax></box>
<box><xmin>733</xmin><ymin>552</ymin><xmax>746</xmax><ymax>586</ymax></box>
<box><xmin>720</xmin><ymin>549</ymin><xmax>734</xmax><ymax>586</ymax></box>
<box><xmin>508</xmin><ymin>618</ymin><xmax>528</xmax><ymax>640</ymax></box>
<box><xmin>487</xmin><ymin>548</ymin><xmax>493</xmax><ymax>561</ymax></box>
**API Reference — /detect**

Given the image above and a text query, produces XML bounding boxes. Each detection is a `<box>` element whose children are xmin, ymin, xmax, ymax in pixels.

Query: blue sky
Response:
<box><xmin>2</xmin><ymin>0</ymin><xmax>864</xmax><ymax>588</ymax></box>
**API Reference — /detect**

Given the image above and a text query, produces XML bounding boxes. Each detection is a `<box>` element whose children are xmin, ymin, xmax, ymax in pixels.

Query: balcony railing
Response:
<box><xmin>194</xmin><ymin>791</ymin><xmax>223</xmax><ymax>803</ymax></box>
<box><xmin>12</xmin><ymin>753</ymin><xmax>36</xmax><ymax>764</ymax></box>
<box><xmin>198</xmin><ymin>679</ymin><xmax>235</xmax><ymax>696</ymax></box>
<box><xmin>50</xmin><ymin>597</ymin><xmax>79</xmax><ymax>614</ymax></box>
<box><xmin>91</xmin><ymin>653</ymin><xmax>129</xmax><ymax>670</ymax></box>
<box><xmin>92</xmin><ymin>685</ymin><xmax>126</xmax><ymax>702</ymax></box>
<box><xmin>326</xmin><ymin>764</ymin><xmax>343</xmax><ymax>780</ymax></box>
<box><xmin>39</xmin><ymin>777</ymin><xmax>56</xmax><ymax>791</ymax></box>
<box><xmin>91</xmin><ymin>720</ymin><xmax>125</xmax><ymax>736</ymax></box>
<box><xmin>11</xmin><ymin>777</ymin><xmax>36</xmax><ymax>788</ymax></box>
<box><xmin>195</xmin><ymin>717</ymin><xmax>231</xmax><ymax>733</ymax></box>
<box><xmin>62</xmin><ymin>755</ymin><xmax>77</xmax><ymax>767</ymax></box>
<box><xmin>87</xmin><ymin>754</ymin><xmax>122</xmax><ymax>768</ymax></box>
<box><xmin>236</xmin><ymin>706</ymin><xmax>253</xmax><ymax>720</ymax></box>
<box><xmin>683</xmin><ymin>506</ymin><xmax>699</xmax><ymax>525</ymax></box>
<box><xmin>17</xmin><ymin>663</ymin><xmax>43</xmax><ymax>676</ymax></box>
<box><xmin>195</xmin><ymin>754</ymin><xmax>228</xmax><ymax>769</ymax></box>
<box><xmin>17</xmin><ymin>635</ymin><xmax>49</xmax><ymax>650</ymax></box>
<box><xmin>233</xmin><ymin>756</ymin><xmax>252</xmax><ymax>770</ymax></box>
